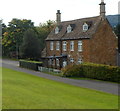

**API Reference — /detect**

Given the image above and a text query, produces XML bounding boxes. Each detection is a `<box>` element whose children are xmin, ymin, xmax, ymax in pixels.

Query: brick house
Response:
<box><xmin>42</xmin><ymin>0</ymin><xmax>119</xmax><ymax>69</ymax></box>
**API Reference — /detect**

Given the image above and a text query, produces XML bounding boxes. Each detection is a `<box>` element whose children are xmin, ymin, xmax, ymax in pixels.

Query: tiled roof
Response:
<box><xmin>46</xmin><ymin>16</ymin><xmax>102</xmax><ymax>41</ymax></box>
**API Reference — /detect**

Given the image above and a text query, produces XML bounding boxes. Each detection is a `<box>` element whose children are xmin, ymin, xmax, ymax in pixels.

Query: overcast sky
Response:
<box><xmin>0</xmin><ymin>0</ymin><xmax>119</xmax><ymax>26</ymax></box>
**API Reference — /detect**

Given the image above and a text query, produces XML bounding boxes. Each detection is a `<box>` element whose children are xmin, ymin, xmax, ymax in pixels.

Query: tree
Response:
<box><xmin>20</xmin><ymin>29</ymin><xmax>40</xmax><ymax>60</ymax></box>
<box><xmin>2</xmin><ymin>18</ymin><xmax>34</xmax><ymax>57</ymax></box>
<box><xmin>36</xmin><ymin>20</ymin><xmax>55</xmax><ymax>52</ymax></box>
<box><xmin>2</xmin><ymin>23</ymin><xmax>7</xmax><ymax>37</ymax></box>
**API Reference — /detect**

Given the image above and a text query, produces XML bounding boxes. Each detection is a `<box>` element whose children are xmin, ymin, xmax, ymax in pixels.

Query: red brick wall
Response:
<box><xmin>90</xmin><ymin>19</ymin><xmax>117</xmax><ymax>65</ymax></box>
<box><xmin>46</xmin><ymin>39</ymin><xmax>90</xmax><ymax>64</ymax></box>
<box><xmin>46</xmin><ymin>41</ymin><xmax>61</xmax><ymax>56</ymax></box>
<box><xmin>46</xmin><ymin>19</ymin><xmax>117</xmax><ymax>67</ymax></box>
<box><xmin>61</xmin><ymin>39</ymin><xmax>90</xmax><ymax>63</ymax></box>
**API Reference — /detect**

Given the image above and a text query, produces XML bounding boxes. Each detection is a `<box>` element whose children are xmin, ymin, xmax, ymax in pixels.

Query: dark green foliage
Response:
<box><xmin>2</xmin><ymin>19</ymin><xmax>55</xmax><ymax>58</ymax></box>
<box><xmin>62</xmin><ymin>64</ymin><xmax>84</xmax><ymax>77</ymax></box>
<box><xmin>36</xmin><ymin>20</ymin><xmax>55</xmax><ymax>51</ymax></box>
<box><xmin>19</xmin><ymin>60</ymin><xmax>42</xmax><ymax>71</ymax></box>
<box><xmin>20</xmin><ymin>29</ymin><xmax>40</xmax><ymax>60</ymax></box>
<box><xmin>2</xmin><ymin>18</ymin><xmax>34</xmax><ymax>57</ymax></box>
<box><xmin>62</xmin><ymin>63</ymin><xmax>120</xmax><ymax>83</ymax></box>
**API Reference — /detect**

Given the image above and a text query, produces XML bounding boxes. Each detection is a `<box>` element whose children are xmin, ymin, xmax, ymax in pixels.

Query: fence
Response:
<box><xmin>38</xmin><ymin>66</ymin><xmax>61</xmax><ymax>74</ymax></box>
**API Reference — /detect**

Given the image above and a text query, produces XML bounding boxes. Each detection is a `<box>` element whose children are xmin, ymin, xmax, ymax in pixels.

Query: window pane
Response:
<box><xmin>50</xmin><ymin>41</ymin><xmax>54</xmax><ymax>50</ymax></box>
<box><xmin>70</xmin><ymin>58</ymin><xmax>74</xmax><ymax>63</ymax></box>
<box><xmin>78</xmin><ymin>41</ymin><xmax>82</xmax><ymax>52</ymax></box>
<box><xmin>55</xmin><ymin>27</ymin><xmax>59</xmax><ymax>34</ymax></box>
<box><xmin>56</xmin><ymin>41</ymin><xmax>60</xmax><ymax>50</ymax></box>
<box><xmin>70</xmin><ymin>41</ymin><xmax>74</xmax><ymax>51</ymax></box>
<box><xmin>56</xmin><ymin>59</ymin><xmax>59</xmax><ymax>66</ymax></box>
<box><xmin>78</xmin><ymin>58</ymin><xmax>83</xmax><ymax>64</ymax></box>
<box><xmin>63</xmin><ymin>41</ymin><xmax>67</xmax><ymax>51</ymax></box>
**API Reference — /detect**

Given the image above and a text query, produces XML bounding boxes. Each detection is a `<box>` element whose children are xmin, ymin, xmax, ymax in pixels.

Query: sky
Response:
<box><xmin>0</xmin><ymin>0</ymin><xmax>119</xmax><ymax>26</ymax></box>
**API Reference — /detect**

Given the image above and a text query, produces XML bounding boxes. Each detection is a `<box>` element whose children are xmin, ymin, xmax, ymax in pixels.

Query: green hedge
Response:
<box><xmin>19</xmin><ymin>60</ymin><xmax>42</xmax><ymax>71</ymax></box>
<box><xmin>62</xmin><ymin>63</ymin><xmax>120</xmax><ymax>83</ymax></box>
<box><xmin>61</xmin><ymin>64</ymin><xmax>84</xmax><ymax>77</ymax></box>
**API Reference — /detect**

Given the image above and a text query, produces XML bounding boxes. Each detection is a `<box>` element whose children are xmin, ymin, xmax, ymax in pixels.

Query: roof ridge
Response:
<box><xmin>60</xmin><ymin>16</ymin><xmax>100</xmax><ymax>23</ymax></box>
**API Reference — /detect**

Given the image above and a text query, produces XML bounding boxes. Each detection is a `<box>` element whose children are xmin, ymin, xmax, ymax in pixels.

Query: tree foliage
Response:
<box><xmin>2</xmin><ymin>19</ymin><xmax>55</xmax><ymax>58</ymax></box>
<box><xmin>36</xmin><ymin>20</ymin><xmax>55</xmax><ymax>51</ymax></box>
<box><xmin>2</xmin><ymin>18</ymin><xmax>34</xmax><ymax>57</ymax></box>
<box><xmin>20</xmin><ymin>29</ymin><xmax>40</xmax><ymax>60</ymax></box>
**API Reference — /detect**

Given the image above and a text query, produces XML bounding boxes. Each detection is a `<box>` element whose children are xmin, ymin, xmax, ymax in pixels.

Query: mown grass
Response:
<box><xmin>2</xmin><ymin>67</ymin><xmax>118</xmax><ymax>109</ymax></box>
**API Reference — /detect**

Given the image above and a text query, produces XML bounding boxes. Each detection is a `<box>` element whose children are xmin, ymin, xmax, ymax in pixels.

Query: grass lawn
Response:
<box><xmin>2</xmin><ymin>67</ymin><xmax>118</xmax><ymax>109</ymax></box>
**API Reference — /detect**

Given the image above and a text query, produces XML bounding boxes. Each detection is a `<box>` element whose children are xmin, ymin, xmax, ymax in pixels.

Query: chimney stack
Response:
<box><xmin>56</xmin><ymin>10</ymin><xmax>61</xmax><ymax>25</ymax></box>
<box><xmin>99</xmin><ymin>0</ymin><xmax>106</xmax><ymax>20</ymax></box>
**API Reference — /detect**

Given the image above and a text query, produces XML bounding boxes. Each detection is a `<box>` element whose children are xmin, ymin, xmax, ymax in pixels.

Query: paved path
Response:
<box><xmin>1</xmin><ymin>59</ymin><xmax>119</xmax><ymax>95</ymax></box>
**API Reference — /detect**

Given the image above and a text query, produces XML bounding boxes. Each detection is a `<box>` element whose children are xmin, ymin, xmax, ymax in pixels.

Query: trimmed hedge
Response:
<box><xmin>61</xmin><ymin>64</ymin><xmax>84</xmax><ymax>77</ymax></box>
<box><xmin>19</xmin><ymin>60</ymin><xmax>42</xmax><ymax>71</ymax></box>
<box><xmin>62</xmin><ymin>63</ymin><xmax>120</xmax><ymax>83</ymax></box>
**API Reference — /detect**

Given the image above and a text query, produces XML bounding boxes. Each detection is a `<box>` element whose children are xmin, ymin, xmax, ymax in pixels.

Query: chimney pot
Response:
<box><xmin>99</xmin><ymin>0</ymin><xmax>106</xmax><ymax>20</ymax></box>
<box><xmin>56</xmin><ymin>10</ymin><xmax>61</xmax><ymax>25</ymax></box>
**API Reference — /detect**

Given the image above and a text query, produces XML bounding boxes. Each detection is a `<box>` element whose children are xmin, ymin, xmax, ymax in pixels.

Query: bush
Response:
<box><xmin>19</xmin><ymin>59</ymin><xmax>42</xmax><ymax>71</ymax></box>
<box><xmin>62</xmin><ymin>63</ymin><xmax>120</xmax><ymax>83</ymax></box>
<box><xmin>61</xmin><ymin>64</ymin><xmax>84</xmax><ymax>77</ymax></box>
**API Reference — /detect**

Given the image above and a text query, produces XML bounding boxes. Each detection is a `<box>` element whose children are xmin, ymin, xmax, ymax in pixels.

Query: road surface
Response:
<box><xmin>1</xmin><ymin>59</ymin><xmax>119</xmax><ymax>95</ymax></box>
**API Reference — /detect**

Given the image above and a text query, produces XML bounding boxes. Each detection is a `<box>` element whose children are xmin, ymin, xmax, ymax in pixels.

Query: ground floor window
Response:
<box><xmin>63</xmin><ymin>61</ymin><xmax>67</xmax><ymax>67</ymax></box>
<box><xmin>49</xmin><ymin>59</ymin><xmax>52</xmax><ymax>65</ymax></box>
<box><xmin>70</xmin><ymin>58</ymin><xmax>74</xmax><ymax>63</ymax></box>
<box><xmin>78</xmin><ymin>58</ymin><xmax>83</xmax><ymax>64</ymax></box>
<box><xmin>56</xmin><ymin>59</ymin><xmax>60</xmax><ymax>66</ymax></box>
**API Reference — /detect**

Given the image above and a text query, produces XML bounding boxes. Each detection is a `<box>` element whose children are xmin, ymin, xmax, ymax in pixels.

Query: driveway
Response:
<box><xmin>1</xmin><ymin>59</ymin><xmax>119</xmax><ymax>95</ymax></box>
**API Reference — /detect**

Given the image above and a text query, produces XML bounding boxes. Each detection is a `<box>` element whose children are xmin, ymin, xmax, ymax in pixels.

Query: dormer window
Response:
<box><xmin>55</xmin><ymin>27</ymin><xmax>59</xmax><ymax>34</ymax></box>
<box><xmin>83</xmin><ymin>23</ymin><xmax>88</xmax><ymax>32</ymax></box>
<box><xmin>67</xmin><ymin>25</ymin><xmax>72</xmax><ymax>33</ymax></box>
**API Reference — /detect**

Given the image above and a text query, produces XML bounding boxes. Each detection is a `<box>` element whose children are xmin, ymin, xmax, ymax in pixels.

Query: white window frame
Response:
<box><xmin>78</xmin><ymin>58</ymin><xmax>83</xmax><ymax>64</ymax></box>
<box><xmin>63</xmin><ymin>61</ymin><xmax>67</xmax><ymax>67</ymax></box>
<box><xmin>63</xmin><ymin>41</ymin><xmax>67</xmax><ymax>51</ymax></box>
<box><xmin>50</xmin><ymin>41</ymin><xmax>54</xmax><ymax>50</ymax></box>
<box><xmin>55</xmin><ymin>27</ymin><xmax>59</xmax><ymax>34</ymax></box>
<box><xmin>67</xmin><ymin>25</ymin><xmax>72</xmax><ymax>33</ymax></box>
<box><xmin>70</xmin><ymin>41</ymin><xmax>74</xmax><ymax>51</ymax></box>
<box><xmin>70</xmin><ymin>58</ymin><xmax>74</xmax><ymax>63</ymax></box>
<box><xmin>83</xmin><ymin>23</ymin><xmax>88</xmax><ymax>32</ymax></box>
<box><xmin>49</xmin><ymin>59</ymin><xmax>52</xmax><ymax>65</ymax></box>
<box><xmin>78</xmin><ymin>41</ymin><xmax>82</xmax><ymax>52</ymax></box>
<box><xmin>56</xmin><ymin>59</ymin><xmax>59</xmax><ymax>66</ymax></box>
<box><xmin>56</xmin><ymin>41</ymin><xmax>60</xmax><ymax>50</ymax></box>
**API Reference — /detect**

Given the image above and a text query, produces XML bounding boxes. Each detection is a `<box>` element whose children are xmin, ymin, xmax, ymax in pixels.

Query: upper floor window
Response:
<box><xmin>56</xmin><ymin>41</ymin><xmax>60</xmax><ymax>50</ymax></box>
<box><xmin>50</xmin><ymin>41</ymin><xmax>54</xmax><ymax>50</ymax></box>
<box><xmin>63</xmin><ymin>41</ymin><xmax>67</xmax><ymax>51</ymax></box>
<box><xmin>67</xmin><ymin>25</ymin><xmax>72</xmax><ymax>33</ymax></box>
<box><xmin>78</xmin><ymin>41</ymin><xmax>82</xmax><ymax>52</ymax></box>
<box><xmin>83</xmin><ymin>23</ymin><xmax>88</xmax><ymax>32</ymax></box>
<box><xmin>55</xmin><ymin>27</ymin><xmax>59</xmax><ymax>34</ymax></box>
<box><xmin>70</xmin><ymin>41</ymin><xmax>74</xmax><ymax>51</ymax></box>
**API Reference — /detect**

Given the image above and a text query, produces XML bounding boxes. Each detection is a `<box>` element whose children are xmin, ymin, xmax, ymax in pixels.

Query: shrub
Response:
<box><xmin>62</xmin><ymin>63</ymin><xmax>120</xmax><ymax>83</ymax></box>
<box><xmin>61</xmin><ymin>64</ymin><xmax>84</xmax><ymax>77</ymax></box>
<box><xmin>19</xmin><ymin>59</ymin><xmax>42</xmax><ymax>71</ymax></box>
